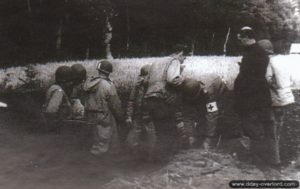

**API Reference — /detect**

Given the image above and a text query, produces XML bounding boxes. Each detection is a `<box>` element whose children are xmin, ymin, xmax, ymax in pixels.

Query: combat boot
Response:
<box><xmin>295</xmin><ymin>156</ymin><xmax>300</xmax><ymax>170</ymax></box>
<box><xmin>90</xmin><ymin>142</ymin><xmax>109</xmax><ymax>156</ymax></box>
<box><xmin>202</xmin><ymin>137</ymin><xmax>215</xmax><ymax>151</ymax></box>
<box><xmin>176</xmin><ymin>122</ymin><xmax>190</xmax><ymax>149</ymax></box>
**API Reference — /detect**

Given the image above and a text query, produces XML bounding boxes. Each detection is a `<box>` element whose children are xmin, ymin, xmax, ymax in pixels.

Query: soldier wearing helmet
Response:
<box><xmin>71</xmin><ymin>64</ymin><xmax>87</xmax><ymax>86</ymax></box>
<box><xmin>83</xmin><ymin>60</ymin><xmax>124</xmax><ymax>156</ymax></box>
<box><xmin>180</xmin><ymin>77</ymin><xmax>227</xmax><ymax>150</ymax></box>
<box><xmin>125</xmin><ymin>64</ymin><xmax>156</xmax><ymax>158</ymax></box>
<box><xmin>43</xmin><ymin>66</ymin><xmax>73</xmax><ymax>132</ymax></box>
<box><xmin>143</xmin><ymin>50</ymin><xmax>190</xmax><ymax>160</ymax></box>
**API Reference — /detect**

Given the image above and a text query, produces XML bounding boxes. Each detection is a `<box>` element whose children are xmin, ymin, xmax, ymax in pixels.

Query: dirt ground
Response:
<box><xmin>0</xmin><ymin>113</ymin><xmax>163</xmax><ymax>189</ymax></box>
<box><xmin>0</xmin><ymin>91</ymin><xmax>299</xmax><ymax>189</ymax></box>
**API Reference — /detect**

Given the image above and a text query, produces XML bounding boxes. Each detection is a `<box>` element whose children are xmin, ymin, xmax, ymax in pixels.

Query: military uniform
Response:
<box><xmin>143</xmin><ymin>55</ymin><xmax>188</xmax><ymax>159</ymax></box>
<box><xmin>43</xmin><ymin>66</ymin><xmax>73</xmax><ymax>131</ymax></box>
<box><xmin>83</xmin><ymin>74</ymin><xmax>124</xmax><ymax>155</ymax></box>
<box><xmin>181</xmin><ymin>77</ymin><xmax>227</xmax><ymax>149</ymax></box>
<box><xmin>43</xmin><ymin>84</ymin><xmax>72</xmax><ymax>130</ymax></box>
<box><xmin>126</xmin><ymin>66</ymin><xmax>156</xmax><ymax>156</ymax></box>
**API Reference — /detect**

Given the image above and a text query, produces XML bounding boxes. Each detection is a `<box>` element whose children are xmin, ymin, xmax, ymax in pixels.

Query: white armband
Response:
<box><xmin>206</xmin><ymin>102</ymin><xmax>218</xmax><ymax>113</ymax></box>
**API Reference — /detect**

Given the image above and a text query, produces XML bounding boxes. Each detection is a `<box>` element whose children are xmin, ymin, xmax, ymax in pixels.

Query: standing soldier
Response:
<box><xmin>83</xmin><ymin>60</ymin><xmax>124</xmax><ymax>156</ymax></box>
<box><xmin>234</xmin><ymin>27</ymin><xmax>274</xmax><ymax>165</ymax></box>
<box><xmin>180</xmin><ymin>77</ymin><xmax>228</xmax><ymax>150</ymax></box>
<box><xmin>143</xmin><ymin>52</ymin><xmax>189</xmax><ymax>160</ymax></box>
<box><xmin>126</xmin><ymin>64</ymin><xmax>156</xmax><ymax>157</ymax></box>
<box><xmin>259</xmin><ymin>39</ymin><xmax>295</xmax><ymax>166</ymax></box>
<box><xmin>43</xmin><ymin>66</ymin><xmax>73</xmax><ymax>132</ymax></box>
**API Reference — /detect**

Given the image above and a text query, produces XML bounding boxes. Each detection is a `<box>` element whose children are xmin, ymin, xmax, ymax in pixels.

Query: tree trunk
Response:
<box><xmin>55</xmin><ymin>0</ymin><xmax>69</xmax><ymax>58</ymax></box>
<box><xmin>125</xmin><ymin>0</ymin><xmax>130</xmax><ymax>51</ymax></box>
<box><xmin>210</xmin><ymin>32</ymin><xmax>215</xmax><ymax>54</ymax></box>
<box><xmin>56</xmin><ymin>19</ymin><xmax>63</xmax><ymax>58</ymax></box>
<box><xmin>86</xmin><ymin>48</ymin><xmax>90</xmax><ymax>59</ymax></box>
<box><xmin>190</xmin><ymin>40</ymin><xmax>195</xmax><ymax>56</ymax></box>
<box><xmin>223</xmin><ymin>27</ymin><xmax>231</xmax><ymax>56</ymax></box>
<box><xmin>65</xmin><ymin>0</ymin><xmax>70</xmax><ymax>24</ymax></box>
<box><xmin>104</xmin><ymin>9</ymin><xmax>114</xmax><ymax>60</ymax></box>
<box><xmin>27</xmin><ymin>0</ymin><xmax>32</xmax><ymax>13</ymax></box>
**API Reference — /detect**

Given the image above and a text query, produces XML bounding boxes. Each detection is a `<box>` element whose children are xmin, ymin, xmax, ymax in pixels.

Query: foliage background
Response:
<box><xmin>0</xmin><ymin>0</ymin><xmax>300</xmax><ymax>67</ymax></box>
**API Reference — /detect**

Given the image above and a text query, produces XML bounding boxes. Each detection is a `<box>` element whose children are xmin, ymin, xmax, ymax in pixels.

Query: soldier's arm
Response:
<box><xmin>203</xmin><ymin>77</ymin><xmax>227</xmax><ymax>137</ymax></box>
<box><xmin>45</xmin><ymin>89</ymin><xmax>64</xmax><ymax>114</ymax></box>
<box><xmin>126</xmin><ymin>86</ymin><xmax>136</xmax><ymax>119</ymax></box>
<box><xmin>106</xmin><ymin>84</ymin><xmax>124</xmax><ymax>124</ymax></box>
<box><xmin>166</xmin><ymin>59</ymin><xmax>184</xmax><ymax>87</ymax></box>
<box><xmin>204</xmin><ymin>92</ymin><xmax>219</xmax><ymax>138</ymax></box>
<box><xmin>265</xmin><ymin>62</ymin><xmax>273</xmax><ymax>84</ymax></box>
<box><xmin>126</xmin><ymin>76</ymin><xmax>145</xmax><ymax>119</ymax></box>
<box><xmin>265</xmin><ymin>62</ymin><xmax>278</xmax><ymax>93</ymax></box>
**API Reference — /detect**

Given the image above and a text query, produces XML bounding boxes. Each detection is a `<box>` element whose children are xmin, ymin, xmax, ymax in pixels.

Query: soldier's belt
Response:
<box><xmin>85</xmin><ymin>109</ymin><xmax>104</xmax><ymax>113</ymax></box>
<box><xmin>63</xmin><ymin>119</ymin><xmax>89</xmax><ymax>124</ymax></box>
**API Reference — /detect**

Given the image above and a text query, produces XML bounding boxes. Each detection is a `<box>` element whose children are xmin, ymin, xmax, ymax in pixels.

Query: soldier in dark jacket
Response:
<box><xmin>180</xmin><ymin>77</ymin><xmax>228</xmax><ymax>150</ymax></box>
<box><xmin>83</xmin><ymin>60</ymin><xmax>124</xmax><ymax>156</ymax></box>
<box><xmin>234</xmin><ymin>27</ymin><xmax>274</xmax><ymax>164</ymax></box>
<box><xmin>126</xmin><ymin>64</ymin><xmax>156</xmax><ymax>156</ymax></box>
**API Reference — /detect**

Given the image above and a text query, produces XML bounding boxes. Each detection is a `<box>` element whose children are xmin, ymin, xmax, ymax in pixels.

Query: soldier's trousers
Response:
<box><xmin>240</xmin><ymin>108</ymin><xmax>279</xmax><ymax>165</ymax></box>
<box><xmin>269</xmin><ymin>106</ymin><xmax>286</xmax><ymax>164</ymax></box>
<box><xmin>91</xmin><ymin>124</ymin><xmax>113</xmax><ymax>154</ymax></box>
<box><xmin>143</xmin><ymin>97</ymin><xmax>186</xmax><ymax>159</ymax></box>
<box><xmin>272</xmin><ymin>106</ymin><xmax>286</xmax><ymax>141</ymax></box>
<box><xmin>87</xmin><ymin>113</ymin><xmax>117</xmax><ymax>155</ymax></box>
<box><xmin>127</xmin><ymin>118</ymin><xmax>156</xmax><ymax>156</ymax></box>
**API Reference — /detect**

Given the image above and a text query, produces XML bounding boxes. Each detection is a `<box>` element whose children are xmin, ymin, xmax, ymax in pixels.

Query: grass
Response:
<box><xmin>0</xmin><ymin>55</ymin><xmax>299</xmax><ymax>93</ymax></box>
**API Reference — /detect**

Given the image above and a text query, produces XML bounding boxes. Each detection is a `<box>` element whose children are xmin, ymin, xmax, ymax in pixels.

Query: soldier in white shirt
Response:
<box><xmin>259</xmin><ymin>39</ymin><xmax>295</xmax><ymax>165</ymax></box>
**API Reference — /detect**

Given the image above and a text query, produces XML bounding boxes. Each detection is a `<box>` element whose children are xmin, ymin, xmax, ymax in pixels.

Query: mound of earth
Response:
<box><xmin>104</xmin><ymin>148</ymin><xmax>300</xmax><ymax>189</ymax></box>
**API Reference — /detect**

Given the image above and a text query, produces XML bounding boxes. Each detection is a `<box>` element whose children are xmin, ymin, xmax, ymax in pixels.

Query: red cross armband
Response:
<box><xmin>206</xmin><ymin>101</ymin><xmax>218</xmax><ymax>113</ymax></box>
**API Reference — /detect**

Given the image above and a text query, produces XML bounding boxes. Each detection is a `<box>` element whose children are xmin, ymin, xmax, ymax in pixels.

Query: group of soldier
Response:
<box><xmin>42</xmin><ymin>26</ymin><xmax>296</xmax><ymax>167</ymax></box>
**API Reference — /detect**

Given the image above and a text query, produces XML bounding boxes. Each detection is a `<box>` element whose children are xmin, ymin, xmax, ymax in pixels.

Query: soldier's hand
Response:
<box><xmin>125</xmin><ymin>117</ymin><xmax>133</xmax><ymax>128</ymax></box>
<box><xmin>136</xmin><ymin>77</ymin><xmax>144</xmax><ymax>86</ymax></box>
<box><xmin>172</xmin><ymin>76</ymin><xmax>184</xmax><ymax>87</ymax></box>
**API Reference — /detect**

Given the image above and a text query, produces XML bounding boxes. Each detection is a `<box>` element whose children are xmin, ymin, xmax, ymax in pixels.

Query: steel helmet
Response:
<box><xmin>71</xmin><ymin>64</ymin><xmax>87</xmax><ymax>81</ymax></box>
<box><xmin>180</xmin><ymin>78</ymin><xmax>203</xmax><ymax>99</ymax></box>
<box><xmin>97</xmin><ymin>60</ymin><xmax>113</xmax><ymax>74</ymax></box>
<box><xmin>55</xmin><ymin>66</ymin><xmax>72</xmax><ymax>83</ymax></box>
<box><xmin>257</xmin><ymin>39</ymin><xmax>274</xmax><ymax>54</ymax></box>
<box><xmin>140</xmin><ymin>64</ymin><xmax>151</xmax><ymax>76</ymax></box>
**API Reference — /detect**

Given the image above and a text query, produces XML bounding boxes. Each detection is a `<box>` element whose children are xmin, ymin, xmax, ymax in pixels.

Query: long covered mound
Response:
<box><xmin>0</xmin><ymin>55</ymin><xmax>299</xmax><ymax>93</ymax></box>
